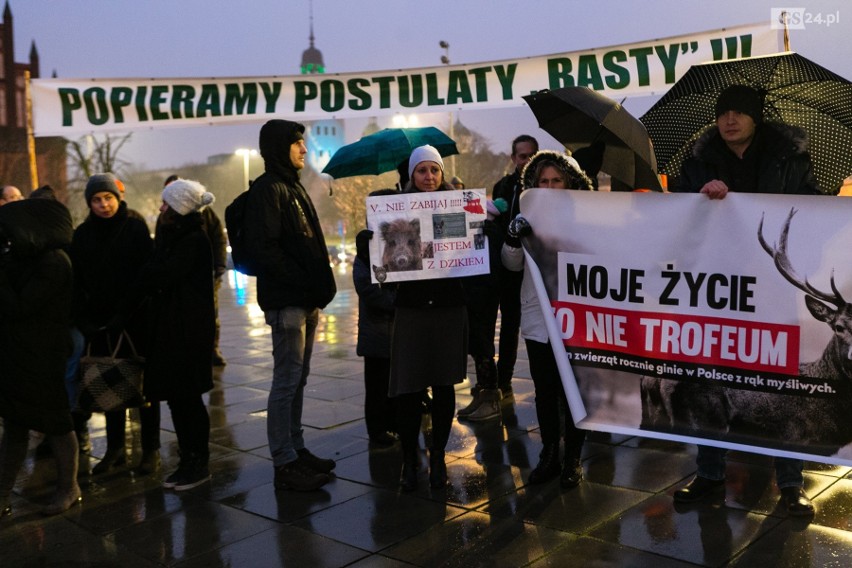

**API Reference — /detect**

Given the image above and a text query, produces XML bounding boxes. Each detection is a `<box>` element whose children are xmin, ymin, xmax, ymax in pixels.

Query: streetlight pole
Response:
<box><xmin>439</xmin><ymin>41</ymin><xmax>456</xmax><ymax>175</ymax></box>
<box><xmin>234</xmin><ymin>148</ymin><xmax>257</xmax><ymax>189</ymax></box>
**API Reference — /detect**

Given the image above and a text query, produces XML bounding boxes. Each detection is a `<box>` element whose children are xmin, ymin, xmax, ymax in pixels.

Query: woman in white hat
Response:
<box><xmin>389</xmin><ymin>145</ymin><xmax>468</xmax><ymax>492</ymax></box>
<box><xmin>136</xmin><ymin>179</ymin><xmax>217</xmax><ymax>491</ymax></box>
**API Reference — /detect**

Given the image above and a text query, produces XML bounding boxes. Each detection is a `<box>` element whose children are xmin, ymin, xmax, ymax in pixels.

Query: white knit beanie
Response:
<box><xmin>162</xmin><ymin>179</ymin><xmax>215</xmax><ymax>215</ymax></box>
<box><xmin>408</xmin><ymin>145</ymin><xmax>444</xmax><ymax>179</ymax></box>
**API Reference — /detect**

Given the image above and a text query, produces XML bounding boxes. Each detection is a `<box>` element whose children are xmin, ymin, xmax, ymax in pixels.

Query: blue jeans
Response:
<box><xmin>64</xmin><ymin>327</ymin><xmax>86</xmax><ymax>407</ymax></box>
<box><xmin>696</xmin><ymin>445</ymin><xmax>804</xmax><ymax>488</ymax></box>
<box><xmin>265</xmin><ymin>307</ymin><xmax>318</xmax><ymax>467</ymax></box>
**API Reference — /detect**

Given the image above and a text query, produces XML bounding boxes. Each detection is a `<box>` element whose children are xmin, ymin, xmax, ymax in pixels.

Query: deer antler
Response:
<box><xmin>757</xmin><ymin>207</ymin><xmax>845</xmax><ymax>307</ymax></box>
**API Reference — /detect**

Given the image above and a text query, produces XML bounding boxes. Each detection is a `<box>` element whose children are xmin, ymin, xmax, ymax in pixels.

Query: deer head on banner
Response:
<box><xmin>638</xmin><ymin>207</ymin><xmax>852</xmax><ymax>457</ymax></box>
<box><xmin>758</xmin><ymin>208</ymin><xmax>852</xmax><ymax>380</ymax></box>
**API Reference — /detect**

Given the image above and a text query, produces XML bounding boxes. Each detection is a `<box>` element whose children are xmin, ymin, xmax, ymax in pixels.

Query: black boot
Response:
<box><xmin>401</xmin><ymin>450</ymin><xmax>419</xmax><ymax>492</ymax></box>
<box><xmin>780</xmin><ymin>487</ymin><xmax>815</xmax><ymax>516</ymax></box>
<box><xmin>429</xmin><ymin>449</ymin><xmax>447</xmax><ymax>489</ymax></box>
<box><xmin>92</xmin><ymin>446</ymin><xmax>126</xmax><ymax>475</ymax></box>
<box><xmin>297</xmin><ymin>448</ymin><xmax>335</xmax><ymax>474</ymax></box>
<box><xmin>274</xmin><ymin>460</ymin><xmax>329</xmax><ymax>492</ymax></box>
<box><xmin>135</xmin><ymin>450</ymin><xmax>161</xmax><ymax>476</ymax></box>
<box><xmin>673</xmin><ymin>476</ymin><xmax>725</xmax><ymax>503</ymax></box>
<box><xmin>172</xmin><ymin>453</ymin><xmax>210</xmax><ymax>491</ymax></box>
<box><xmin>528</xmin><ymin>443</ymin><xmax>560</xmax><ymax>484</ymax></box>
<box><xmin>560</xmin><ymin>455</ymin><xmax>583</xmax><ymax>489</ymax></box>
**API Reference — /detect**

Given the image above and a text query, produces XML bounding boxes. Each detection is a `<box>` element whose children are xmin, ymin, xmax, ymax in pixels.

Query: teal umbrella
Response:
<box><xmin>322</xmin><ymin>127</ymin><xmax>458</xmax><ymax>179</ymax></box>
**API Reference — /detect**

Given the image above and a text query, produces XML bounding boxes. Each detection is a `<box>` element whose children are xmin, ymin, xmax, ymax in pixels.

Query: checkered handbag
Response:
<box><xmin>76</xmin><ymin>332</ymin><xmax>145</xmax><ymax>412</ymax></box>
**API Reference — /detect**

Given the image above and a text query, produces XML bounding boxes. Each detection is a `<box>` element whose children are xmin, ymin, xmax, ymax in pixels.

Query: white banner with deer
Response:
<box><xmin>519</xmin><ymin>188</ymin><xmax>852</xmax><ymax>466</ymax></box>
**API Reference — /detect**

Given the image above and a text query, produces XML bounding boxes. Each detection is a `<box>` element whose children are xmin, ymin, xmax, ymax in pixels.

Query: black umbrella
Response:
<box><xmin>523</xmin><ymin>87</ymin><xmax>662</xmax><ymax>191</ymax></box>
<box><xmin>640</xmin><ymin>52</ymin><xmax>852</xmax><ymax>194</ymax></box>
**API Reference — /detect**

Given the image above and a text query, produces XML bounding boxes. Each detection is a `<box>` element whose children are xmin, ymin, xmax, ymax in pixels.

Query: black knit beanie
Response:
<box><xmin>715</xmin><ymin>85</ymin><xmax>763</xmax><ymax>124</ymax></box>
<box><xmin>84</xmin><ymin>173</ymin><xmax>122</xmax><ymax>205</ymax></box>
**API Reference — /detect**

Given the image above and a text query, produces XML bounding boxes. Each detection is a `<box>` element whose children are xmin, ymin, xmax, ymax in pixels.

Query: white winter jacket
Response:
<box><xmin>501</xmin><ymin>242</ymin><xmax>549</xmax><ymax>343</ymax></box>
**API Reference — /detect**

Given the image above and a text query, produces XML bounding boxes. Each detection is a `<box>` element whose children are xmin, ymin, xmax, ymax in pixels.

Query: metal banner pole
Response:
<box><xmin>24</xmin><ymin>70</ymin><xmax>39</xmax><ymax>189</ymax></box>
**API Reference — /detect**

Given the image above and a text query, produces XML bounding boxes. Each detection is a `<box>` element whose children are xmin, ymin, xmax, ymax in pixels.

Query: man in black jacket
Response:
<box><xmin>244</xmin><ymin>119</ymin><xmax>337</xmax><ymax>491</ymax></box>
<box><xmin>490</xmin><ymin>134</ymin><xmax>538</xmax><ymax>397</ymax></box>
<box><xmin>671</xmin><ymin>84</ymin><xmax>820</xmax><ymax>516</ymax></box>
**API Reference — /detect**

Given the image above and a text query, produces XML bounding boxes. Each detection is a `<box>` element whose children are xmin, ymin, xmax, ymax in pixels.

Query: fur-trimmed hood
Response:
<box><xmin>520</xmin><ymin>150</ymin><xmax>595</xmax><ymax>191</ymax></box>
<box><xmin>691</xmin><ymin>122</ymin><xmax>810</xmax><ymax>160</ymax></box>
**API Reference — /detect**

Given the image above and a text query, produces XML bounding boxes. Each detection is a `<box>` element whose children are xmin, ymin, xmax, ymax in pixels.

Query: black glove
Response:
<box><xmin>505</xmin><ymin>215</ymin><xmax>532</xmax><ymax>247</ymax></box>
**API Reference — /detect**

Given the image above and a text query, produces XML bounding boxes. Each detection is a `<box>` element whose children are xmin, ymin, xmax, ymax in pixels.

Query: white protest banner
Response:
<box><xmin>519</xmin><ymin>189</ymin><xmax>852</xmax><ymax>466</ymax></box>
<box><xmin>31</xmin><ymin>24</ymin><xmax>777</xmax><ymax>136</ymax></box>
<box><xmin>366</xmin><ymin>189</ymin><xmax>488</xmax><ymax>284</ymax></box>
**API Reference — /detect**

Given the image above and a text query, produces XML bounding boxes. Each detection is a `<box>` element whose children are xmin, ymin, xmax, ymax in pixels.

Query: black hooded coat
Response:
<box><xmin>0</xmin><ymin>200</ymin><xmax>75</xmax><ymax>434</ymax></box>
<box><xmin>243</xmin><ymin>119</ymin><xmax>336</xmax><ymax>312</ymax></box>
<box><xmin>136</xmin><ymin>212</ymin><xmax>215</xmax><ymax>401</ymax></box>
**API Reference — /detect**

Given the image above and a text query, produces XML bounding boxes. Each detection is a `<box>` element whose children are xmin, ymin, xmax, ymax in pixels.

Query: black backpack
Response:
<box><xmin>224</xmin><ymin>182</ymin><xmax>257</xmax><ymax>276</ymax></box>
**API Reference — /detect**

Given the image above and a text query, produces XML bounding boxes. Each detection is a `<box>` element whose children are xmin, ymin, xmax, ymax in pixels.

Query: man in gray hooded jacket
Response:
<box><xmin>243</xmin><ymin>119</ymin><xmax>337</xmax><ymax>491</ymax></box>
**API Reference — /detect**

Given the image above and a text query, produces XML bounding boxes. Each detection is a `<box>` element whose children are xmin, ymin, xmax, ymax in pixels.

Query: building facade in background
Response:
<box><xmin>0</xmin><ymin>2</ymin><xmax>66</xmax><ymax>195</ymax></box>
<box><xmin>300</xmin><ymin>11</ymin><xmax>344</xmax><ymax>172</ymax></box>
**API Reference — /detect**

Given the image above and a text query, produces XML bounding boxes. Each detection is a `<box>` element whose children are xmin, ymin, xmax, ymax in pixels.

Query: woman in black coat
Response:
<box><xmin>0</xmin><ymin>199</ymin><xmax>81</xmax><ymax>516</ymax></box>
<box><xmin>390</xmin><ymin>145</ymin><xmax>468</xmax><ymax>492</ymax></box>
<box><xmin>70</xmin><ymin>173</ymin><xmax>155</xmax><ymax>475</ymax></box>
<box><xmin>137</xmin><ymin>178</ymin><xmax>215</xmax><ymax>491</ymax></box>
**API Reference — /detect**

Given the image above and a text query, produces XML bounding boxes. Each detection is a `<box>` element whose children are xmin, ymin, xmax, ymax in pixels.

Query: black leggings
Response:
<box><xmin>104</xmin><ymin>403</ymin><xmax>161</xmax><ymax>452</ymax></box>
<box><xmin>363</xmin><ymin>357</ymin><xmax>395</xmax><ymax>437</ymax></box>
<box><xmin>526</xmin><ymin>339</ymin><xmax>586</xmax><ymax>459</ymax></box>
<box><xmin>395</xmin><ymin>385</ymin><xmax>455</xmax><ymax>456</ymax></box>
<box><xmin>167</xmin><ymin>396</ymin><xmax>210</xmax><ymax>459</ymax></box>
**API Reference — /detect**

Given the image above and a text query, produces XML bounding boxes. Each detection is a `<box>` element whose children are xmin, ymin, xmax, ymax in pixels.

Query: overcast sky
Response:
<box><xmin>11</xmin><ymin>0</ymin><xmax>850</xmax><ymax>170</ymax></box>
